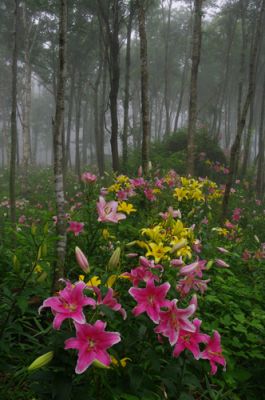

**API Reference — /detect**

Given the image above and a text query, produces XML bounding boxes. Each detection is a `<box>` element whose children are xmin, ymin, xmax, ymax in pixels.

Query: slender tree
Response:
<box><xmin>186</xmin><ymin>0</ymin><xmax>203</xmax><ymax>175</ymax></box>
<box><xmin>122</xmin><ymin>1</ymin><xmax>134</xmax><ymax>169</ymax></box>
<box><xmin>9</xmin><ymin>0</ymin><xmax>19</xmax><ymax>225</ymax></box>
<box><xmin>221</xmin><ymin>0</ymin><xmax>265</xmax><ymax>220</ymax></box>
<box><xmin>256</xmin><ymin>68</ymin><xmax>265</xmax><ymax>198</ymax></box>
<box><xmin>52</xmin><ymin>0</ymin><xmax>67</xmax><ymax>290</ymax></box>
<box><xmin>97</xmin><ymin>0</ymin><xmax>122</xmax><ymax>172</ymax></box>
<box><xmin>137</xmin><ymin>0</ymin><xmax>150</xmax><ymax>175</ymax></box>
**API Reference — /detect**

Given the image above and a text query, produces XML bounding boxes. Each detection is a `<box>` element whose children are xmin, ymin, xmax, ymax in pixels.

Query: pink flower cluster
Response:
<box><xmin>39</xmin><ymin>279</ymin><xmax>124</xmax><ymax>373</ymax></box>
<box><xmin>127</xmin><ymin>257</ymin><xmax>226</xmax><ymax>375</ymax></box>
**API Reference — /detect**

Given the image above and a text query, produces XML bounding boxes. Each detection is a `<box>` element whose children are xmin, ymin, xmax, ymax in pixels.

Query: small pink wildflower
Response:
<box><xmin>67</xmin><ymin>221</ymin><xmax>84</xmax><ymax>236</ymax></box>
<box><xmin>232</xmin><ymin>208</ymin><xmax>241</xmax><ymax>222</ymax></box>
<box><xmin>144</xmin><ymin>188</ymin><xmax>156</xmax><ymax>202</ymax></box>
<box><xmin>18</xmin><ymin>215</ymin><xmax>26</xmax><ymax>224</ymax></box>
<box><xmin>200</xmin><ymin>331</ymin><xmax>226</xmax><ymax>375</ymax></box>
<box><xmin>159</xmin><ymin>206</ymin><xmax>181</xmax><ymax>220</ymax></box>
<box><xmin>65</xmin><ymin>320</ymin><xmax>121</xmax><ymax>373</ymax></box>
<box><xmin>81</xmin><ymin>171</ymin><xmax>97</xmax><ymax>184</ymax></box>
<box><xmin>97</xmin><ymin>196</ymin><xmax>126</xmax><ymax>223</ymax></box>
<box><xmin>39</xmin><ymin>280</ymin><xmax>95</xmax><ymax>329</ymax></box>
<box><xmin>154</xmin><ymin>177</ymin><xmax>165</xmax><ymax>189</ymax></box>
<box><xmin>130</xmin><ymin>177</ymin><xmax>146</xmax><ymax>188</ymax></box>
<box><xmin>242</xmin><ymin>249</ymin><xmax>251</xmax><ymax>261</ymax></box>
<box><xmin>129</xmin><ymin>280</ymin><xmax>170</xmax><ymax>323</ymax></box>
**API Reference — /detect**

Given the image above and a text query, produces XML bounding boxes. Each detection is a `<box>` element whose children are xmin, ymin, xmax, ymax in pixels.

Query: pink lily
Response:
<box><xmin>130</xmin><ymin>177</ymin><xmax>146</xmax><ymax>188</ymax></box>
<box><xmin>67</xmin><ymin>221</ymin><xmax>84</xmax><ymax>236</ymax></box>
<box><xmin>176</xmin><ymin>276</ymin><xmax>210</xmax><ymax>297</ymax></box>
<box><xmin>93</xmin><ymin>287</ymin><xmax>127</xmax><ymax>320</ymax></box>
<box><xmin>121</xmin><ymin>266</ymin><xmax>159</xmax><ymax>287</ymax></box>
<box><xmin>200</xmin><ymin>331</ymin><xmax>226</xmax><ymax>374</ymax></box>
<box><xmin>97</xmin><ymin>196</ymin><xmax>126</xmax><ymax>223</ymax></box>
<box><xmin>173</xmin><ymin>318</ymin><xmax>210</xmax><ymax>359</ymax></box>
<box><xmin>129</xmin><ymin>280</ymin><xmax>170</xmax><ymax>323</ymax></box>
<box><xmin>155</xmin><ymin>297</ymin><xmax>196</xmax><ymax>345</ymax></box>
<box><xmin>39</xmin><ymin>280</ymin><xmax>95</xmax><ymax>330</ymax></box>
<box><xmin>144</xmin><ymin>188</ymin><xmax>157</xmax><ymax>202</ymax></box>
<box><xmin>65</xmin><ymin>320</ymin><xmax>121</xmax><ymax>374</ymax></box>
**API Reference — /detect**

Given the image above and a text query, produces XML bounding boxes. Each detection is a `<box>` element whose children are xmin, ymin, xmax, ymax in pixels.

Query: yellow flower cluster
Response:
<box><xmin>118</xmin><ymin>202</ymin><xmax>136</xmax><ymax>215</ymax></box>
<box><xmin>173</xmin><ymin>177</ymin><xmax>222</xmax><ymax>202</ymax></box>
<box><xmin>174</xmin><ymin>177</ymin><xmax>205</xmax><ymax>202</ymax></box>
<box><xmin>107</xmin><ymin>174</ymin><xmax>131</xmax><ymax>194</ymax></box>
<box><xmin>140</xmin><ymin>218</ymin><xmax>194</xmax><ymax>262</ymax></box>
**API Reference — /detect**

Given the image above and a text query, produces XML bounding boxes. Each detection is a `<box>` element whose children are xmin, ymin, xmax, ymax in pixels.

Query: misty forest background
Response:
<box><xmin>1</xmin><ymin>1</ymin><xmax>265</xmax><ymax>399</ymax></box>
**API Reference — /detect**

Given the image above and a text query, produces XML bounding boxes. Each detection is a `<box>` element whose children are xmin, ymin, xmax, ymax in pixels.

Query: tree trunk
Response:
<box><xmin>256</xmin><ymin>69</ymin><xmax>265</xmax><ymax>198</ymax></box>
<box><xmin>241</xmin><ymin>97</ymin><xmax>254</xmax><ymax>177</ymax></box>
<box><xmin>186</xmin><ymin>0</ymin><xmax>203</xmax><ymax>176</ymax></box>
<box><xmin>163</xmin><ymin>0</ymin><xmax>173</xmax><ymax>136</ymax></box>
<box><xmin>65</xmin><ymin>65</ymin><xmax>76</xmax><ymax>169</ymax></box>
<box><xmin>137</xmin><ymin>0</ymin><xmax>150</xmax><ymax>175</ymax></box>
<box><xmin>98</xmin><ymin>48</ymin><xmax>107</xmax><ymax>175</ymax></box>
<box><xmin>9</xmin><ymin>0</ymin><xmax>18</xmax><ymax>225</ymax></box>
<box><xmin>75</xmin><ymin>72</ymin><xmax>82</xmax><ymax>178</ymax></box>
<box><xmin>122</xmin><ymin>1</ymin><xmax>134</xmax><ymax>169</ymax></box>
<box><xmin>21</xmin><ymin>1</ymin><xmax>32</xmax><ymax>192</ymax></box>
<box><xmin>221</xmin><ymin>0</ymin><xmax>265</xmax><ymax>220</ymax></box>
<box><xmin>82</xmin><ymin>88</ymin><xmax>89</xmax><ymax>166</ymax></box>
<box><xmin>52</xmin><ymin>0</ymin><xmax>67</xmax><ymax>291</ymax></box>
<box><xmin>109</xmin><ymin>3</ymin><xmax>120</xmax><ymax>172</ymax></box>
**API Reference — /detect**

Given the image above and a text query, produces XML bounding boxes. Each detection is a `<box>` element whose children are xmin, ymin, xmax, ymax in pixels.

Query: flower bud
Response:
<box><xmin>75</xmin><ymin>247</ymin><xmax>90</xmax><ymax>274</ymax></box>
<box><xmin>170</xmin><ymin>238</ymin><xmax>187</xmax><ymax>253</ymax></box>
<box><xmin>28</xmin><ymin>351</ymin><xmax>54</xmax><ymax>372</ymax></box>
<box><xmin>93</xmin><ymin>360</ymin><xmax>110</xmax><ymax>369</ymax></box>
<box><xmin>108</xmin><ymin>247</ymin><xmax>121</xmax><ymax>270</ymax></box>
<box><xmin>215</xmin><ymin>259</ymin><xmax>230</xmax><ymax>268</ymax></box>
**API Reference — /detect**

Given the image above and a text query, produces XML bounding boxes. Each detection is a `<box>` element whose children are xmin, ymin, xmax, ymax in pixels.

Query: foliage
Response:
<box><xmin>0</xmin><ymin>168</ymin><xmax>265</xmax><ymax>400</ymax></box>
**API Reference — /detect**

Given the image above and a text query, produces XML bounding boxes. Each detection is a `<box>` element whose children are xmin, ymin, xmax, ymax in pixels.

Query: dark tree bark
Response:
<box><xmin>137</xmin><ymin>0</ymin><xmax>150</xmax><ymax>175</ymax></box>
<box><xmin>75</xmin><ymin>72</ymin><xmax>82</xmax><ymax>178</ymax></box>
<box><xmin>98</xmin><ymin>47</ymin><xmax>107</xmax><ymax>175</ymax></box>
<box><xmin>163</xmin><ymin>0</ymin><xmax>173</xmax><ymax>136</ymax></box>
<box><xmin>186</xmin><ymin>0</ymin><xmax>203</xmax><ymax>176</ymax></box>
<box><xmin>52</xmin><ymin>0</ymin><xmax>67</xmax><ymax>290</ymax></box>
<box><xmin>221</xmin><ymin>0</ymin><xmax>265</xmax><ymax>220</ymax></box>
<box><xmin>214</xmin><ymin>14</ymin><xmax>237</xmax><ymax>142</ymax></box>
<box><xmin>97</xmin><ymin>0</ymin><xmax>121</xmax><ymax>172</ymax></box>
<box><xmin>122</xmin><ymin>1</ymin><xmax>134</xmax><ymax>169</ymax></box>
<box><xmin>82</xmin><ymin>87</ymin><xmax>89</xmax><ymax>166</ymax></box>
<box><xmin>241</xmin><ymin>97</ymin><xmax>254</xmax><ymax>177</ymax></box>
<box><xmin>256</xmin><ymin>69</ymin><xmax>265</xmax><ymax>198</ymax></box>
<box><xmin>9</xmin><ymin>0</ymin><xmax>19</xmax><ymax>225</ymax></box>
<box><xmin>65</xmin><ymin>65</ymin><xmax>76</xmax><ymax>169</ymax></box>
